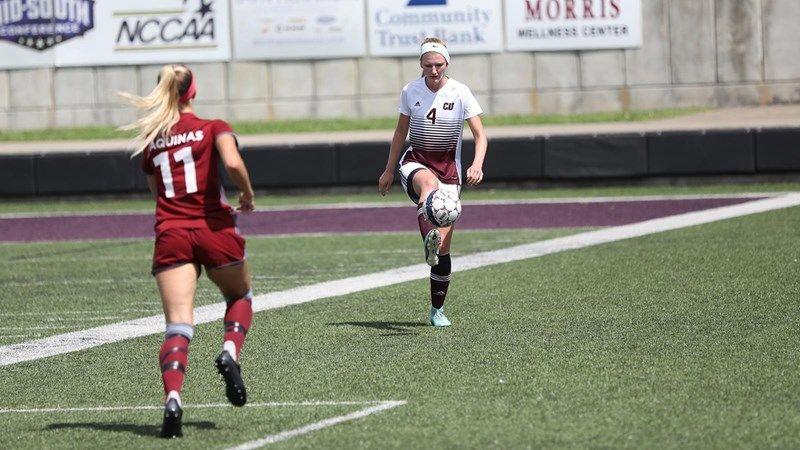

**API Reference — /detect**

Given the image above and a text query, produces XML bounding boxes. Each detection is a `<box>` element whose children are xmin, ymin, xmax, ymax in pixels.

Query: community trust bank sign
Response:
<box><xmin>367</xmin><ymin>0</ymin><xmax>503</xmax><ymax>56</ymax></box>
<box><xmin>505</xmin><ymin>0</ymin><xmax>642</xmax><ymax>51</ymax></box>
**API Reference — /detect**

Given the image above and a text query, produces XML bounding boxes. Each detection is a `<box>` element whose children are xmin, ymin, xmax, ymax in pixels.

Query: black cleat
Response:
<box><xmin>215</xmin><ymin>350</ymin><xmax>247</xmax><ymax>407</ymax></box>
<box><xmin>160</xmin><ymin>398</ymin><xmax>183</xmax><ymax>438</ymax></box>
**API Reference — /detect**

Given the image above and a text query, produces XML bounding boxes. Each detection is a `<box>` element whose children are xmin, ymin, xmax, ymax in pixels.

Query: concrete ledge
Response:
<box><xmin>1</xmin><ymin>104</ymin><xmax>799</xmax><ymax>196</ymax></box>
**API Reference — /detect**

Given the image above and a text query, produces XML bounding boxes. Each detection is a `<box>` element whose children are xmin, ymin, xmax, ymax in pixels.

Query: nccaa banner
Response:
<box><xmin>367</xmin><ymin>0</ymin><xmax>503</xmax><ymax>57</ymax></box>
<box><xmin>232</xmin><ymin>0</ymin><xmax>366</xmax><ymax>60</ymax></box>
<box><xmin>505</xmin><ymin>0</ymin><xmax>642</xmax><ymax>51</ymax></box>
<box><xmin>55</xmin><ymin>0</ymin><xmax>230</xmax><ymax>66</ymax></box>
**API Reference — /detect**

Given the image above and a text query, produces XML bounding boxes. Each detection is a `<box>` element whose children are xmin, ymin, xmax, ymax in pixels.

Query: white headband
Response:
<box><xmin>419</xmin><ymin>42</ymin><xmax>450</xmax><ymax>64</ymax></box>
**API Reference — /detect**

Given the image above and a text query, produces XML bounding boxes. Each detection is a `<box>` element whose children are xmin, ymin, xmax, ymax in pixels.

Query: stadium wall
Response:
<box><xmin>1</xmin><ymin>0</ymin><xmax>799</xmax><ymax>131</ymax></box>
<box><xmin>2</xmin><ymin>127</ymin><xmax>799</xmax><ymax>196</ymax></box>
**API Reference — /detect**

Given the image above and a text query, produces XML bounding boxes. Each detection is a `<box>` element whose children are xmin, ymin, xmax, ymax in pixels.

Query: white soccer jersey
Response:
<box><xmin>398</xmin><ymin>77</ymin><xmax>483</xmax><ymax>185</ymax></box>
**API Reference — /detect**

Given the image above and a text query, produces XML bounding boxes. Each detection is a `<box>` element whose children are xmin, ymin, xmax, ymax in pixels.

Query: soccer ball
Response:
<box><xmin>424</xmin><ymin>188</ymin><xmax>461</xmax><ymax>227</ymax></box>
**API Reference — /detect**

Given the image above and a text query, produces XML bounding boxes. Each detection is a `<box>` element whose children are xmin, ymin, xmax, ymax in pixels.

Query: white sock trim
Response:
<box><xmin>167</xmin><ymin>390</ymin><xmax>182</xmax><ymax>407</ymax></box>
<box><xmin>223</xmin><ymin>340</ymin><xmax>237</xmax><ymax>361</ymax></box>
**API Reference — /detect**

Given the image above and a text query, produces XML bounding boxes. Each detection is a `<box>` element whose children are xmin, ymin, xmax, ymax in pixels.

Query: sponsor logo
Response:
<box><xmin>374</xmin><ymin>1</ymin><xmax>494</xmax><ymax>48</ymax></box>
<box><xmin>0</xmin><ymin>0</ymin><xmax>95</xmax><ymax>51</ymax></box>
<box><xmin>408</xmin><ymin>0</ymin><xmax>447</xmax><ymax>5</ymax></box>
<box><xmin>114</xmin><ymin>0</ymin><xmax>217</xmax><ymax>51</ymax></box>
<box><xmin>523</xmin><ymin>0</ymin><xmax>621</xmax><ymax>21</ymax></box>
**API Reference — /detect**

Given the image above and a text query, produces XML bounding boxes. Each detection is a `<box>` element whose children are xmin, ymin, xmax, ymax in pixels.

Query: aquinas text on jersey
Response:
<box><xmin>149</xmin><ymin>130</ymin><xmax>205</xmax><ymax>151</ymax></box>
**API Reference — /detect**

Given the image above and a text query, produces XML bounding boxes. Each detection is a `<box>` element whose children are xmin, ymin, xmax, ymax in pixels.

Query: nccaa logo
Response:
<box><xmin>115</xmin><ymin>0</ymin><xmax>217</xmax><ymax>50</ymax></box>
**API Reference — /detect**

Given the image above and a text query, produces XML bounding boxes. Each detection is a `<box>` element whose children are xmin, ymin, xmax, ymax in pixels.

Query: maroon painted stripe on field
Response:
<box><xmin>0</xmin><ymin>197</ymin><xmax>760</xmax><ymax>243</ymax></box>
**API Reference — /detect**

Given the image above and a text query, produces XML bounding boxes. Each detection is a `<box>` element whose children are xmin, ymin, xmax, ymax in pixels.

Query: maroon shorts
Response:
<box><xmin>152</xmin><ymin>227</ymin><xmax>246</xmax><ymax>275</ymax></box>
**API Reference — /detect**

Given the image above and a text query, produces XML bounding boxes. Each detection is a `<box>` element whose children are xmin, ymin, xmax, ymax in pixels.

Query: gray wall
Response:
<box><xmin>1</xmin><ymin>0</ymin><xmax>799</xmax><ymax>131</ymax></box>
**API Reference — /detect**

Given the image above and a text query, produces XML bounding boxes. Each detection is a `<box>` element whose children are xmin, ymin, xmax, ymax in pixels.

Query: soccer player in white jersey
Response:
<box><xmin>378</xmin><ymin>37</ymin><xmax>488</xmax><ymax>327</ymax></box>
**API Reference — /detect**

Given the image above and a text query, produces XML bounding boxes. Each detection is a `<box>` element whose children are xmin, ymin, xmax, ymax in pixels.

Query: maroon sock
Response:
<box><xmin>417</xmin><ymin>203</ymin><xmax>436</xmax><ymax>240</ymax></box>
<box><xmin>224</xmin><ymin>296</ymin><xmax>253</xmax><ymax>359</ymax></box>
<box><xmin>430</xmin><ymin>253</ymin><xmax>452</xmax><ymax>309</ymax></box>
<box><xmin>159</xmin><ymin>334</ymin><xmax>190</xmax><ymax>395</ymax></box>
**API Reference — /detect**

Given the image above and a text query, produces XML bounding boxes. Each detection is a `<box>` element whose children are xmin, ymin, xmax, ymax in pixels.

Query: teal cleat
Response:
<box><xmin>429</xmin><ymin>306</ymin><xmax>452</xmax><ymax>327</ymax></box>
<box><xmin>424</xmin><ymin>229</ymin><xmax>441</xmax><ymax>267</ymax></box>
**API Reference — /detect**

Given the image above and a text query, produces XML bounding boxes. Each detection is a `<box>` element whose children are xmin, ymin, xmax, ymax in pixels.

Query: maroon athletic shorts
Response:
<box><xmin>152</xmin><ymin>227</ymin><xmax>246</xmax><ymax>275</ymax></box>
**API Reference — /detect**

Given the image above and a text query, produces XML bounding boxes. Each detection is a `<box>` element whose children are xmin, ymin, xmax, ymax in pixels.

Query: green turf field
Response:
<box><xmin>1</xmin><ymin>187</ymin><xmax>799</xmax><ymax>448</ymax></box>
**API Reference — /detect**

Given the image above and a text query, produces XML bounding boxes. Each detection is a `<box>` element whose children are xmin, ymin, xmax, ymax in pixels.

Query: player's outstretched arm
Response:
<box><xmin>378</xmin><ymin>114</ymin><xmax>411</xmax><ymax>196</ymax></box>
<box><xmin>217</xmin><ymin>134</ymin><xmax>255</xmax><ymax>212</ymax></box>
<box><xmin>465</xmin><ymin>115</ymin><xmax>487</xmax><ymax>186</ymax></box>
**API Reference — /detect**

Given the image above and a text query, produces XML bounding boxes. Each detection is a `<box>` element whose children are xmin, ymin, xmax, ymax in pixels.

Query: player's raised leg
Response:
<box><xmin>155</xmin><ymin>263</ymin><xmax>199</xmax><ymax>438</ymax></box>
<box><xmin>207</xmin><ymin>262</ymin><xmax>252</xmax><ymax>407</ymax></box>
<box><xmin>429</xmin><ymin>225</ymin><xmax>454</xmax><ymax>327</ymax></box>
<box><xmin>409</xmin><ymin>168</ymin><xmax>442</xmax><ymax>266</ymax></box>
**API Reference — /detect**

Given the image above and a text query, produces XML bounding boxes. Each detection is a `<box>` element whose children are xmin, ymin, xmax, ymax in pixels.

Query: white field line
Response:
<box><xmin>227</xmin><ymin>401</ymin><xmax>407</xmax><ymax>450</ymax></box>
<box><xmin>0</xmin><ymin>192</ymin><xmax>776</xmax><ymax>219</ymax></box>
<box><xmin>0</xmin><ymin>400</ymin><xmax>402</xmax><ymax>415</ymax></box>
<box><xmin>1</xmin><ymin>193</ymin><xmax>799</xmax><ymax>368</ymax></box>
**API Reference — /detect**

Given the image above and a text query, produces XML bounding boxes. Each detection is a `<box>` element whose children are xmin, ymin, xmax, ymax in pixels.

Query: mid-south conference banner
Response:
<box><xmin>232</xmin><ymin>0</ymin><xmax>366</xmax><ymax>60</ymax></box>
<box><xmin>367</xmin><ymin>0</ymin><xmax>503</xmax><ymax>57</ymax></box>
<box><xmin>0</xmin><ymin>0</ymin><xmax>94</xmax><ymax>68</ymax></box>
<box><xmin>505</xmin><ymin>0</ymin><xmax>642</xmax><ymax>51</ymax></box>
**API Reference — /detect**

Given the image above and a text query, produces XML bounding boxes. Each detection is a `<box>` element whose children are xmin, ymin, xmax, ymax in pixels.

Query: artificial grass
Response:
<box><xmin>0</xmin><ymin>203</ymin><xmax>798</xmax><ymax>448</ymax></box>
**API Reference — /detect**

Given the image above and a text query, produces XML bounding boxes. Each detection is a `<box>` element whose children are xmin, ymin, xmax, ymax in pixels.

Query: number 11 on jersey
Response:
<box><xmin>152</xmin><ymin>146</ymin><xmax>197</xmax><ymax>198</ymax></box>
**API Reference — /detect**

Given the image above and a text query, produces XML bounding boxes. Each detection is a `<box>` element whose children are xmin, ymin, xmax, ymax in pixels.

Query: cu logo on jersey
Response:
<box><xmin>442</xmin><ymin>102</ymin><xmax>455</xmax><ymax>110</ymax></box>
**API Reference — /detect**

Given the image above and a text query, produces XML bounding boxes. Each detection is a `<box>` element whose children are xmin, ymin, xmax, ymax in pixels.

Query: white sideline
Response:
<box><xmin>1</xmin><ymin>193</ymin><xmax>799</xmax><ymax>368</ymax></box>
<box><xmin>0</xmin><ymin>400</ymin><xmax>407</xmax><ymax>448</ymax></box>
<box><xmin>227</xmin><ymin>401</ymin><xmax>407</xmax><ymax>450</ymax></box>
<box><xmin>0</xmin><ymin>400</ymin><xmax>401</xmax><ymax>414</ymax></box>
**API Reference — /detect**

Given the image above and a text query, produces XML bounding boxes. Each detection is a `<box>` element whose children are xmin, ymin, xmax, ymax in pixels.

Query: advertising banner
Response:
<box><xmin>0</xmin><ymin>0</ymin><xmax>95</xmax><ymax>68</ymax></box>
<box><xmin>505</xmin><ymin>0</ymin><xmax>642</xmax><ymax>51</ymax></box>
<box><xmin>232</xmin><ymin>0</ymin><xmax>366</xmax><ymax>60</ymax></box>
<box><xmin>367</xmin><ymin>0</ymin><xmax>503</xmax><ymax>57</ymax></box>
<box><xmin>55</xmin><ymin>0</ymin><xmax>230</xmax><ymax>66</ymax></box>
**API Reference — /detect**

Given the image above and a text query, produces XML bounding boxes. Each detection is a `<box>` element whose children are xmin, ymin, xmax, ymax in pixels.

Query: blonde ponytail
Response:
<box><xmin>118</xmin><ymin>64</ymin><xmax>193</xmax><ymax>156</ymax></box>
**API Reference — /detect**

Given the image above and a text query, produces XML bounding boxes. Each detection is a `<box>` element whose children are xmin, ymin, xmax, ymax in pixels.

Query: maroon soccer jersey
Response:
<box><xmin>141</xmin><ymin>113</ymin><xmax>237</xmax><ymax>233</ymax></box>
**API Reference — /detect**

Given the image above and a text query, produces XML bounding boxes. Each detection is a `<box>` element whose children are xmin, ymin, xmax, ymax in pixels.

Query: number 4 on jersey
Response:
<box><xmin>153</xmin><ymin>146</ymin><xmax>197</xmax><ymax>198</ymax></box>
<box><xmin>426</xmin><ymin>108</ymin><xmax>436</xmax><ymax>124</ymax></box>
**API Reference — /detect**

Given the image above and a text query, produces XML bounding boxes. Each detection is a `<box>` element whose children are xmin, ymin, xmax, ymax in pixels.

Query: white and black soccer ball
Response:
<box><xmin>424</xmin><ymin>189</ymin><xmax>462</xmax><ymax>227</ymax></box>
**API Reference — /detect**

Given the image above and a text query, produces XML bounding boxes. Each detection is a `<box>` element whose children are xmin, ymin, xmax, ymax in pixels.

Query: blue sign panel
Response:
<box><xmin>0</xmin><ymin>0</ymin><xmax>95</xmax><ymax>51</ymax></box>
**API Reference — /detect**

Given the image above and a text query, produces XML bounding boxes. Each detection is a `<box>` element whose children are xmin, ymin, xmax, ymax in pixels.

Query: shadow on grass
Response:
<box><xmin>328</xmin><ymin>321</ymin><xmax>427</xmax><ymax>336</ymax></box>
<box><xmin>46</xmin><ymin>420</ymin><xmax>216</xmax><ymax>437</ymax></box>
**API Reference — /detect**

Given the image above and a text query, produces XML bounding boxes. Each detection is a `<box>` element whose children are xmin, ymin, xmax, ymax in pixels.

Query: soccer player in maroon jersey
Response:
<box><xmin>378</xmin><ymin>38</ymin><xmax>488</xmax><ymax>328</ymax></box>
<box><xmin>119</xmin><ymin>64</ymin><xmax>255</xmax><ymax>438</ymax></box>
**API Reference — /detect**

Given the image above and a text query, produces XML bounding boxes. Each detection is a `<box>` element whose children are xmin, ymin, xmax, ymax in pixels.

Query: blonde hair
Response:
<box><xmin>422</xmin><ymin>37</ymin><xmax>446</xmax><ymax>47</ymax></box>
<box><xmin>118</xmin><ymin>64</ymin><xmax>194</xmax><ymax>155</ymax></box>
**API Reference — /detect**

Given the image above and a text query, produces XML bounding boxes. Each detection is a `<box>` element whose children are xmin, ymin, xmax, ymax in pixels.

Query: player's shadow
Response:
<box><xmin>328</xmin><ymin>321</ymin><xmax>427</xmax><ymax>336</ymax></box>
<box><xmin>46</xmin><ymin>420</ymin><xmax>216</xmax><ymax>437</ymax></box>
